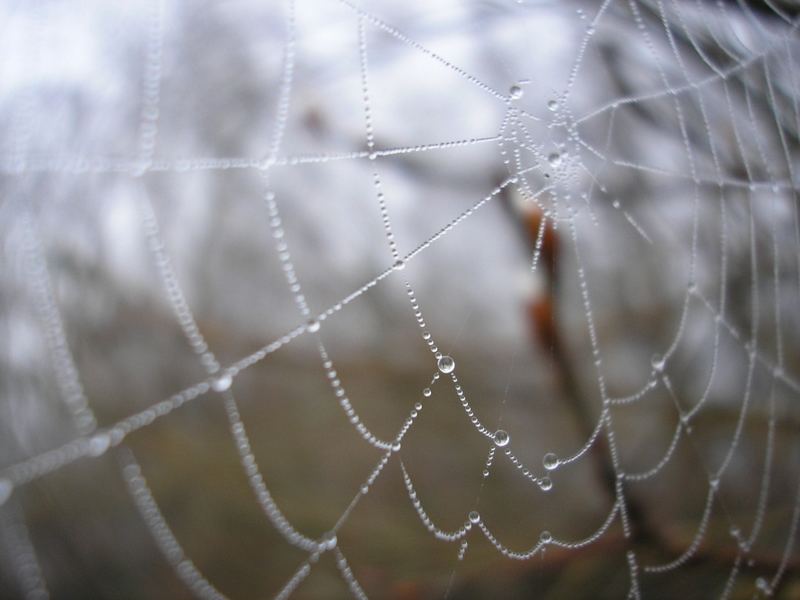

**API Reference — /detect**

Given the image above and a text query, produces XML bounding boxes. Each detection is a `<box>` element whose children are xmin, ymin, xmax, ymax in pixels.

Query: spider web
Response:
<box><xmin>1</xmin><ymin>0</ymin><xmax>799</xmax><ymax>598</ymax></box>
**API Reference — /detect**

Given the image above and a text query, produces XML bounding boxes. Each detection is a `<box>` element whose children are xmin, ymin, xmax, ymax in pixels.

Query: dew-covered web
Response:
<box><xmin>1</xmin><ymin>0</ymin><xmax>800</xmax><ymax>598</ymax></box>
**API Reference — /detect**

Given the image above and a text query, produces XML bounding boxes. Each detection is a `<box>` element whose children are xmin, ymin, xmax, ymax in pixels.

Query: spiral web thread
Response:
<box><xmin>1</xmin><ymin>0</ymin><xmax>800</xmax><ymax>598</ymax></box>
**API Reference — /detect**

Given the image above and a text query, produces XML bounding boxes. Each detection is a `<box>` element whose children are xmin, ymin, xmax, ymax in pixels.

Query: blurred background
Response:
<box><xmin>1</xmin><ymin>0</ymin><xmax>799</xmax><ymax>598</ymax></box>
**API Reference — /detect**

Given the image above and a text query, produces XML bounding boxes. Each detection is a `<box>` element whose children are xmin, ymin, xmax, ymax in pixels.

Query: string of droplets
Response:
<box><xmin>140</xmin><ymin>0</ymin><xmax>344</xmax><ymax>581</ymax></box>
<box><xmin>0</xmin><ymin>161</ymin><xmax>543</xmax><ymax>492</ymax></box>
<box><xmin>0</xmin><ymin>136</ymin><xmax>504</xmax><ymax>176</ymax></box>
<box><xmin>488</xmin><ymin>1</ymin><xmax>800</xmax><ymax>594</ymax></box>
<box><xmin>7</xmin><ymin>2</ymin><xmax>351</xmax><ymax>597</ymax></box>
<box><xmin>120</xmin><ymin>453</ymin><xmax>228</xmax><ymax>600</ymax></box>
<box><xmin>598</xmin><ymin>4</ymin><xmax>797</xmax><ymax>596</ymax></box>
<box><xmin>617</xmin><ymin>5</ymin><xmax>792</xmax><ymax>593</ymax></box>
<box><xmin>108</xmin><ymin>17</ymin><xmax>630</xmax><ymax>590</ymax></box>
<box><xmin>137</xmin><ymin>0</ymin><xmax>385</xmax><ymax>590</ymax></box>
<box><xmin>16</xmin><ymin>3</ymin><xmax>326</xmax><ymax>596</ymax></box>
<box><xmin>0</xmin><ymin>500</ymin><xmax>49</xmax><ymax>600</ymax></box>
<box><xmin>114</xmin><ymin>4</ymin><xmax>513</xmax><ymax>593</ymax></box>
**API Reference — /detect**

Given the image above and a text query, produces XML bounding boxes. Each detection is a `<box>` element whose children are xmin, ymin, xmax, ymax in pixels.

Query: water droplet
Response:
<box><xmin>547</xmin><ymin>99</ymin><xmax>558</xmax><ymax>111</ymax></box>
<box><xmin>509</xmin><ymin>84</ymin><xmax>524</xmax><ymax>100</ymax></box>
<box><xmin>393</xmin><ymin>258</ymin><xmax>406</xmax><ymax>271</ymax></box>
<box><xmin>651</xmin><ymin>354</ymin><xmax>665</xmax><ymax>372</ymax></box>
<box><xmin>88</xmin><ymin>432</ymin><xmax>110</xmax><ymax>457</ymax></box>
<box><xmin>540</xmin><ymin>530</ymin><xmax>552</xmax><ymax>543</ymax></box>
<box><xmin>414</xmin><ymin>402</ymin><xmax>422</xmax><ymax>411</ymax></box>
<box><xmin>612</xmin><ymin>199</ymin><xmax>621</xmax><ymax>209</ymax></box>
<box><xmin>538</xmin><ymin>476</ymin><xmax>553</xmax><ymax>491</ymax></box>
<box><xmin>729</xmin><ymin>525</ymin><xmax>741</xmax><ymax>539</ymax></box>
<box><xmin>543</xmin><ymin>452</ymin><xmax>560</xmax><ymax>470</ymax></box>
<box><xmin>368</xmin><ymin>152</ymin><xmax>377</xmax><ymax>160</ymax></box>
<box><xmin>755</xmin><ymin>577</ymin><xmax>770</xmax><ymax>593</ymax></box>
<box><xmin>212</xmin><ymin>372</ymin><xmax>232</xmax><ymax>392</ymax></box>
<box><xmin>360</xmin><ymin>484</ymin><xmax>369</xmax><ymax>495</ymax></box>
<box><xmin>423</xmin><ymin>388</ymin><xmax>432</xmax><ymax>398</ymax></box>
<box><xmin>109</xmin><ymin>427</ymin><xmax>125</xmax><ymax>445</ymax></box>
<box><xmin>392</xmin><ymin>442</ymin><xmax>401</xmax><ymax>452</ymax></box>
<box><xmin>307</xmin><ymin>319</ymin><xmax>321</xmax><ymax>333</ymax></box>
<box><xmin>0</xmin><ymin>478</ymin><xmax>13</xmax><ymax>505</ymax></box>
<box><xmin>437</xmin><ymin>356</ymin><xmax>455</xmax><ymax>374</ymax></box>
<box><xmin>482</xmin><ymin>469</ymin><xmax>490</xmax><ymax>478</ymax></box>
<box><xmin>468</xmin><ymin>510</ymin><xmax>481</xmax><ymax>524</ymax></box>
<box><xmin>493</xmin><ymin>430</ymin><xmax>510</xmax><ymax>447</ymax></box>
<box><xmin>547</xmin><ymin>152</ymin><xmax>561</xmax><ymax>167</ymax></box>
<box><xmin>320</xmin><ymin>532</ymin><xmax>338</xmax><ymax>551</ymax></box>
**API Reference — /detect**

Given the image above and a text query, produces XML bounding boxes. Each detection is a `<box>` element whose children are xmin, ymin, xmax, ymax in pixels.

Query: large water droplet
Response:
<box><xmin>543</xmin><ymin>452</ymin><xmax>560</xmax><ymax>470</ymax></box>
<box><xmin>539</xmin><ymin>530</ymin><xmax>552</xmax><ymax>543</ymax></box>
<box><xmin>755</xmin><ymin>577</ymin><xmax>770</xmax><ymax>593</ymax></box>
<box><xmin>509</xmin><ymin>84</ymin><xmax>524</xmax><ymax>100</ymax></box>
<box><xmin>393</xmin><ymin>259</ymin><xmax>406</xmax><ymax>271</ymax></box>
<box><xmin>651</xmin><ymin>354</ymin><xmax>665</xmax><ymax>373</ymax></box>
<box><xmin>493</xmin><ymin>430</ymin><xmax>510</xmax><ymax>447</ymax></box>
<box><xmin>468</xmin><ymin>510</ymin><xmax>481</xmax><ymax>524</ymax></box>
<box><xmin>212</xmin><ymin>372</ymin><xmax>232</xmax><ymax>392</ymax></box>
<box><xmin>88</xmin><ymin>432</ymin><xmax>110</xmax><ymax>457</ymax></box>
<box><xmin>0</xmin><ymin>478</ymin><xmax>13</xmax><ymax>506</ymax></box>
<box><xmin>437</xmin><ymin>356</ymin><xmax>455</xmax><ymax>374</ymax></box>
<box><xmin>320</xmin><ymin>532</ymin><xmax>338</xmax><ymax>551</ymax></box>
<box><xmin>423</xmin><ymin>388</ymin><xmax>432</xmax><ymax>398</ymax></box>
<box><xmin>547</xmin><ymin>99</ymin><xmax>558</xmax><ymax>111</ymax></box>
<box><xmin>547</xmin><ymin>152</ymin><xmax>562</xmax><ymax>167</ymax></box>
<box><xmin>538</xmin><ymin>476</ymin><xmax>553</xmax><ymax>491</ymax></box>
<box><xmin>307</xmin><ymin>319</ymin><xmax>321</xmax><ymax>333</ymax></box>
